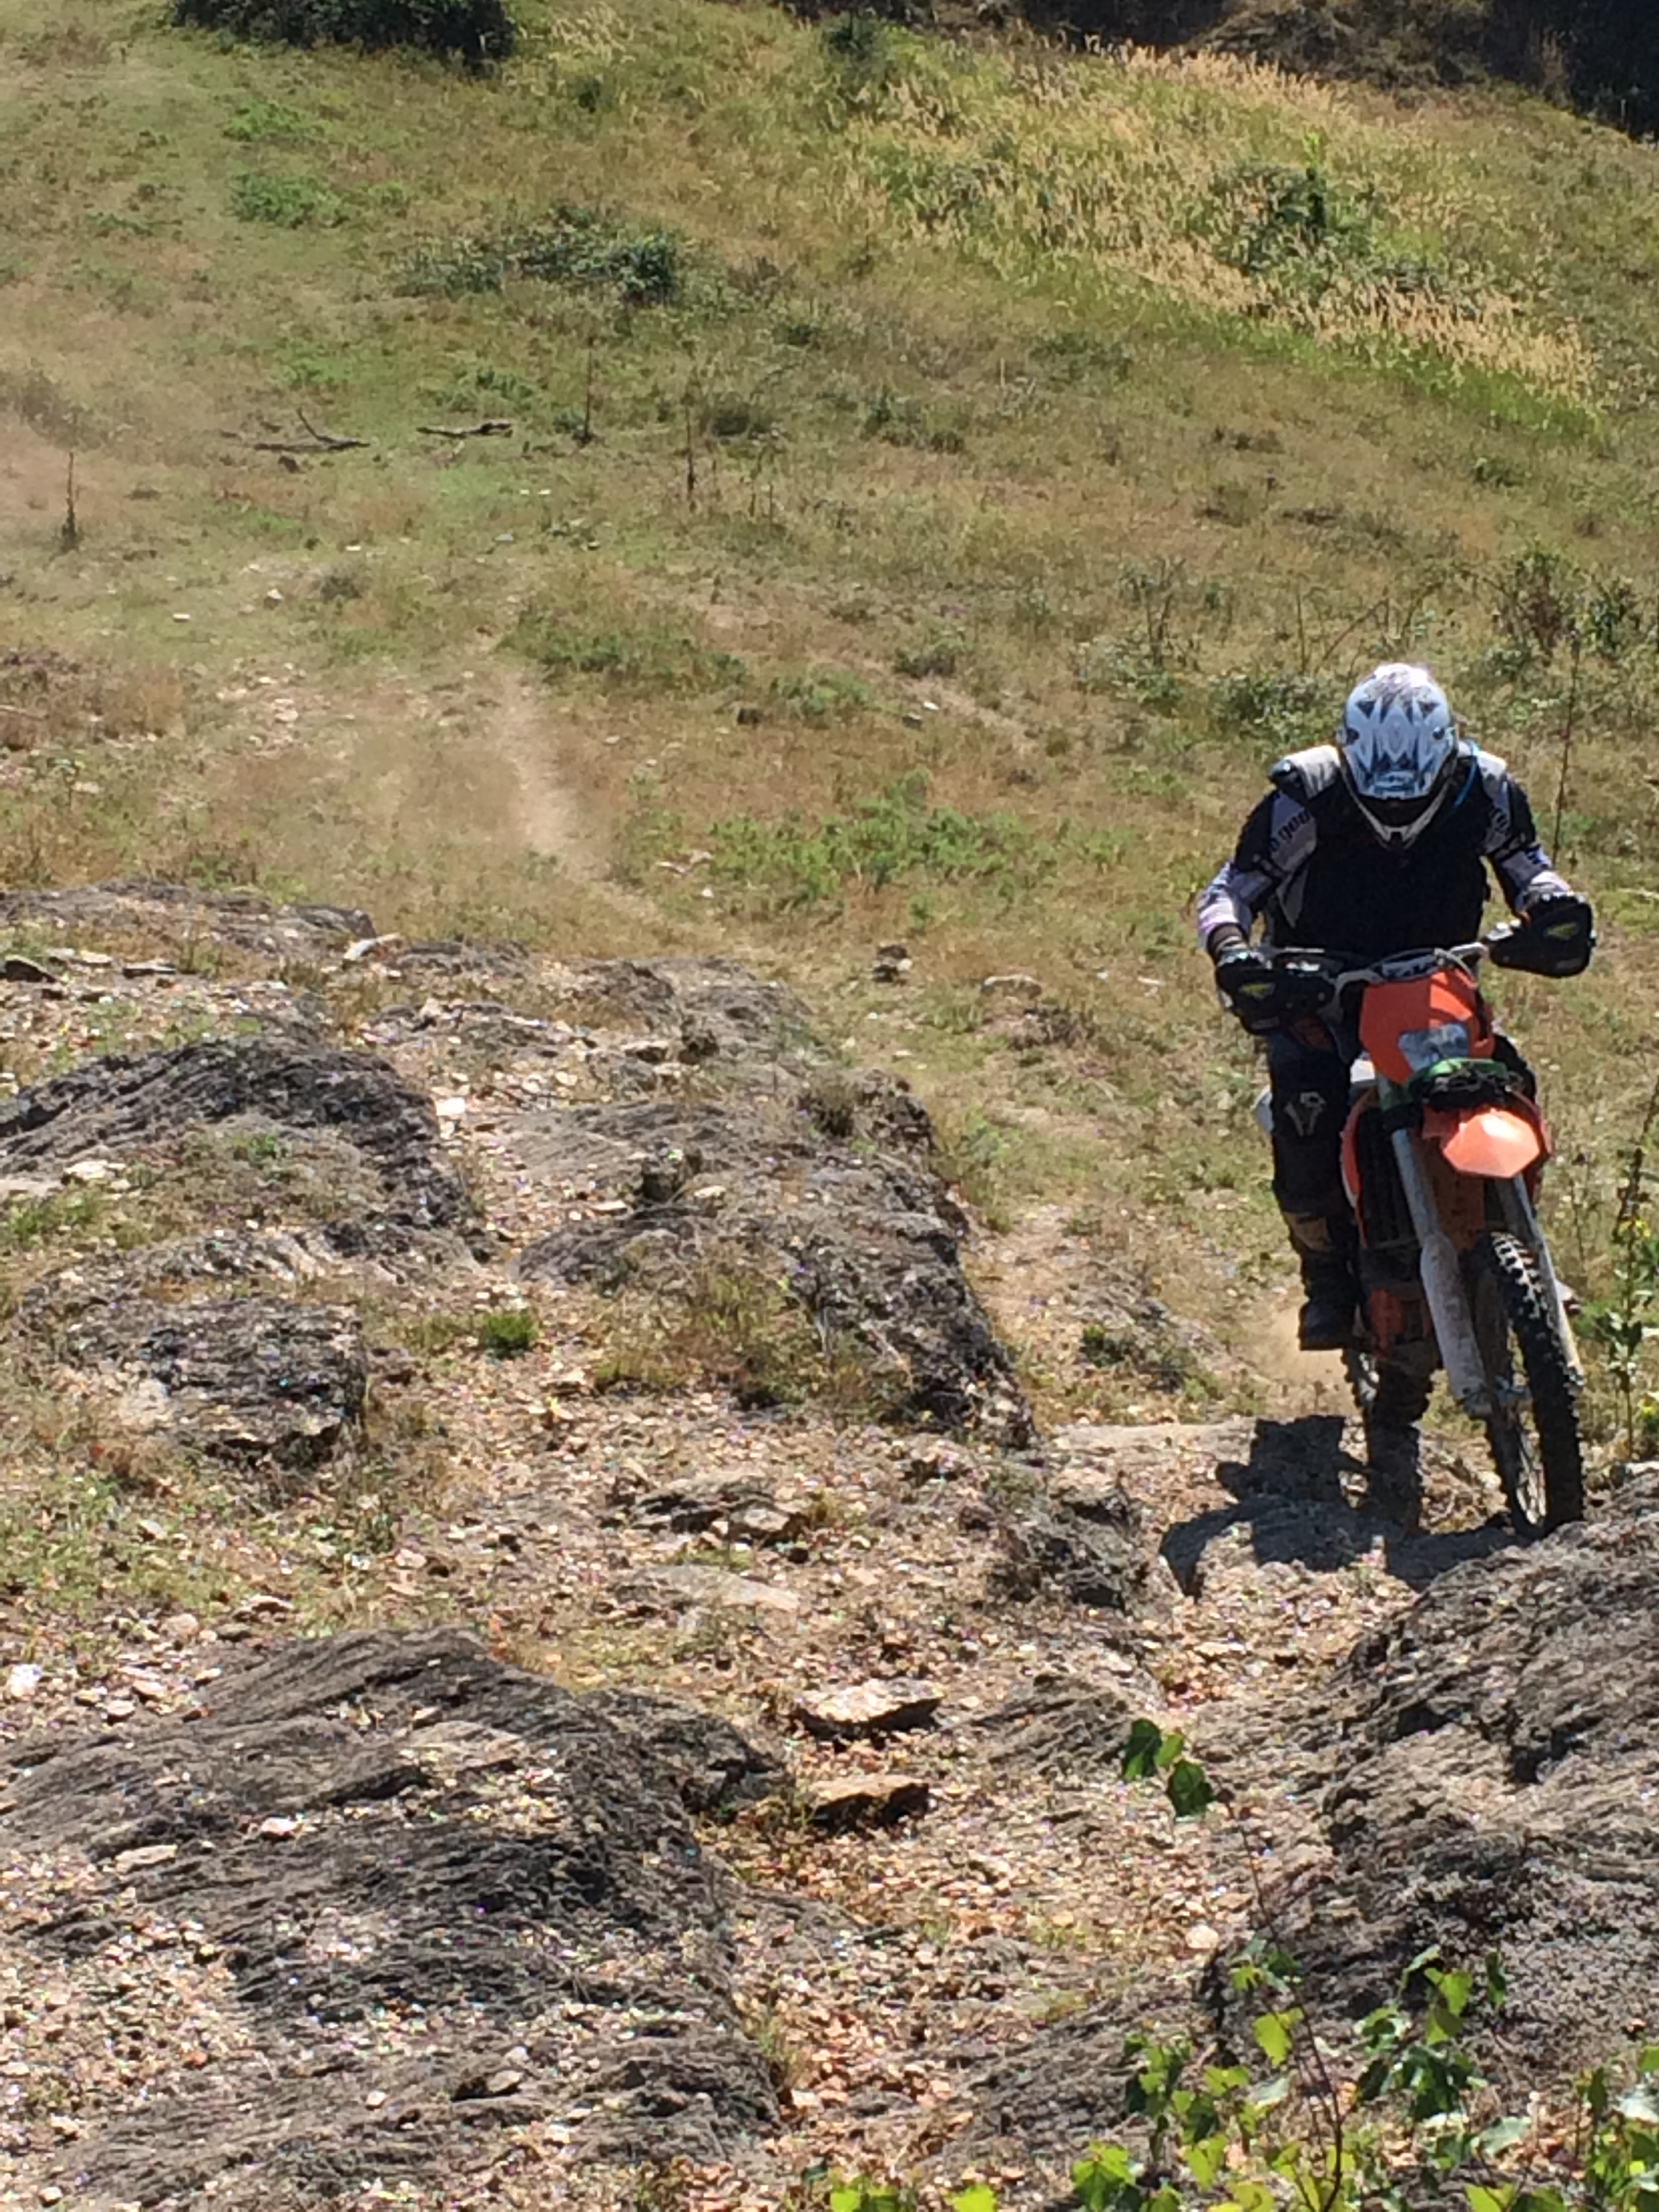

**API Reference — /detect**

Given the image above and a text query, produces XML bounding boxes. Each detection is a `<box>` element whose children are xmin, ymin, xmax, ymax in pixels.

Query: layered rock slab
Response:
<box><xmin>511</xmin><ymin>1080</ymin><xmax>1029</xmax><ymax>1438</ymax></box>
<box><xmin>0</xmin><ymin>1034</ymin><xmax>473</xmax><ymax>1244</ymax></box>
<box><xmin>1266</xmin><ymin>1469</ymin><xmax>1659</xmax><ymax>2065</ymax></box>
<box><xmin>1</xmin><ymin>1630</ymin><xmax>778</xmax><ymax>2202</ymax></box>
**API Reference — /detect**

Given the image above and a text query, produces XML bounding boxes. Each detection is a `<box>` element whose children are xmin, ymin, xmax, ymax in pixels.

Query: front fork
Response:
<box><xmin>1387</xmin><ymin>1129</ymin><xmax>1585</xmax><ymax>1412</ymax></box>
<box><xmin>1498</xmin><ymin>1175</ymin><xmax>1585</xmax><ymax>1389</ymax></box>
<box><xmin>1389</xmin><ymin>1128</ymin><xmax>1492</xmax><ymax>1418</ymax></box>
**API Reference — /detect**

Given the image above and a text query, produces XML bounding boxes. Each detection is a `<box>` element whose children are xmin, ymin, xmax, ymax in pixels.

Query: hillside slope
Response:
<box><xmin>1026</xmin><ymin>0</ymin><xmax>1659</xmax><ymax>136</ymax></box>
<box><xmin>4</xmin><ymin>14</ymin><xmax>1659</xmax><ymax>2198</ymax></box>
<box><xmin>4</xmin><ymin>0</ymin><xmax>1659</xmax><ymax>1386</ymax></box>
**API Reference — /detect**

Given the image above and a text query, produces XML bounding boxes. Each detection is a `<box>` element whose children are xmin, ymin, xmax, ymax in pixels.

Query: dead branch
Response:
<box><xmin>231</xmin><ymin>414</ymin><xmax>370</xmax><ymax>455</ymax></box>
<box><xmin>296</xmin><ymin>409</ymin><xmax>369</xmax><ymax>451</ymax></box>
<box><xmin>415</xmin><ymin>419</ymin><xmax>513</xmax><ymax>440</ymax></box>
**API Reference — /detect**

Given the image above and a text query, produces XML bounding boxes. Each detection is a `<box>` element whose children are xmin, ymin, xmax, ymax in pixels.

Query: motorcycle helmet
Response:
<box><xmin>1339</xmin><ymin>663</ymin><xmax>1458</xmax><ymax>851</ymax></box>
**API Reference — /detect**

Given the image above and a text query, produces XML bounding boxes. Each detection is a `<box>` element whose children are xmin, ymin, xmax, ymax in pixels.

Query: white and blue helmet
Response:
<box><xmin>1340</xmin><ymin>663</ymin><xmax>1458</xmax><ymax>850</ymax></box>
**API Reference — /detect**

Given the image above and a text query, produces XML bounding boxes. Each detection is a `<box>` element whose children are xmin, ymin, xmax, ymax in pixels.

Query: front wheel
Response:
<box><xmin>1466</xmin><ymin>1229</ymin><xmax>1584</xmax><ymax>1536</ymax></box>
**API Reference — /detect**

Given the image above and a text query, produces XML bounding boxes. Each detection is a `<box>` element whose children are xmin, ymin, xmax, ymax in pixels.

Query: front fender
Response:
<box><xmin>1423</xmin><ymin>1101</ymin><xmax>1547</xmax><ymax>1181</ymax></box>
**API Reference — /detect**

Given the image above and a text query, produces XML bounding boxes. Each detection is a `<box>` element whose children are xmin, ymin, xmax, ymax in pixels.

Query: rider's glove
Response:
<box><xmin>1214</xmin><ymin>943</ymin><xmax>1288</xmax><ymax>1034</ymax></box>
<box><xmin>1511</xmin><ymin>892</ymin><xmax>1595</xmax><ymax>977</ymax></box>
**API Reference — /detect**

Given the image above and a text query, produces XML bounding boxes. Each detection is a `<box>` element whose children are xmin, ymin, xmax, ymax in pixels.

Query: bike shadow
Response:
<box><xmin>1158</xmin><ymin>1414</ymin><xmax>1517</xmax><ymax>1597</ymax></box>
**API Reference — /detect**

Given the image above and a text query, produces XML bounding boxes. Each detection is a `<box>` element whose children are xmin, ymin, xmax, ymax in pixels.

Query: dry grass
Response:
<box><xmin>0</xmin><ymin>0</ymin><xmax>1656</xmax><ymax>1370</ymax></box>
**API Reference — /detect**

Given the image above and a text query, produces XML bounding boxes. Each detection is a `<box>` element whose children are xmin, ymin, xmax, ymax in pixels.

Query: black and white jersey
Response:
<box><xmin>1198</xmin><ymin>743</ymin><xmax>1571</xmax><ymax>958</ymax></box>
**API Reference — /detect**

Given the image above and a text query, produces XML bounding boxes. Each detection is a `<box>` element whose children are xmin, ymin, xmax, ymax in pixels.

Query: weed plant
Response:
<box><xmin>171</xmin><ymin>0</ymin><xmax>516</xmax><ymax>63</ymax></box>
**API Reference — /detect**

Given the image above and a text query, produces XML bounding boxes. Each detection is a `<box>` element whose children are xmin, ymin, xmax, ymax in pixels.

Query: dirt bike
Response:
<box><xmin>1256</xmin><ymin>930</ymin><xmax>1584</xmax><ymax>1536</ymax></box>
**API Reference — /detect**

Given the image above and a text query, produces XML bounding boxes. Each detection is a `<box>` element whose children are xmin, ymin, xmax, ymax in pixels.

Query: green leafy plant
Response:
<box><xmin>173</xmin><ymin>0</ymin><xmax>516</xmax><ymax>64</ymax></box>
<box><xmin>1105</xmin><ymin>1723</ymin><xmax>1659</xmax><ymax>2212</ymax></box>
<box><xmin>229</xmin><ymin>170</ymin><xmax>342</xmax><ymax>228</ymax></box>
<box><xmin>829</xmin><ymin>2184</ymin><xmax>998</xmax><ymax>2212</ymax></box>
<box><xmin>476</xmin><ymin>1306</ymin><xmax>537</xmax><ymax>1358</ymax></box>
<box><xmin>400</xmin><ymin>205</ymin><xmax>684</xmax><ymax>305</ymax></box>
<box><xmin>1583</xmin><ymin>1080</ymin><xmax>1659</xmax><ymax>1462</ymax></box>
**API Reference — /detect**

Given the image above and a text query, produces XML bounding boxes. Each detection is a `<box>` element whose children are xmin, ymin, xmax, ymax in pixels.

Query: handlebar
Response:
<box><xmin>1264</xmin><ymin>937</ymin><xmax>1491</xmax><ymax>1001</ymax></box>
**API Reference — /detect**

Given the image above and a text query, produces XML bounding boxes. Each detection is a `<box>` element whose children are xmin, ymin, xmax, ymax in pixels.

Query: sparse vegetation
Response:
<box><xmin>588</xmin><ymin>1253</ymin><xmax>903</xmax><ymax>1416</ymax></box>
<box><xmin>711</xmin><ymin>775</ymin><xmax>1054</xmax><ymax>912</ymax></box>
<box><xmin>171</xmin><ymin>0</ymin><xmax>516</xmax><ymax>65</ymax></box>
<box><xmin>400</xmin><ymin>205</ymin><xmax>685</xmax><ymax>304</ymax></box>
<box><xmin>475</xmin><ymin>1303</ymin><xmax>537</xmax><ymax>1357</ymax></box>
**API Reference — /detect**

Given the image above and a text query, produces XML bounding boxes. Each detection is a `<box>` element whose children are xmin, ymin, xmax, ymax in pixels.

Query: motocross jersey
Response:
<box><xmin>1197</xmin><ymin>743</ymin><xmax>1572</xmax><ymax>959</ymax></box>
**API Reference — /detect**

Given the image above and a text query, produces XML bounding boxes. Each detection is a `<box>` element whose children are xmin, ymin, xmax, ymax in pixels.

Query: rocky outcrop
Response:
<box><xmin>512</xmin><ymin>1080</ymin><xmax>1030</xmax><ymax>1439</ymax></box>
<box><xmin>1260</xmin><ymin>1470</ymin><xmax>1659</xmax><ymax>2067</ymax></box>
<box><xmin>0</xmin><ymin>878</ymin><xmax>372</xmax><ymax>955</ymax></box>
<box><xmin>50</xmin><ymin>1293</ymin><xmax>368</xmax><ymax>1473</ymax></box>
<box><xmin>1</xmin><ymin>1631</ymin><xmax>779</xmax><ymax>2201</ymax></box>
<box><xmin>0</xmin><ymin>1035</ymin><xmax>474</xmax><ymax>1244</ymax></box>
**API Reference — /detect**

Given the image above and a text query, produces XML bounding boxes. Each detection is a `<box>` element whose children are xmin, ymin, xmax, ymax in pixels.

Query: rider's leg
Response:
<box><xmin>1267</xmin><ymin>1030</ymin><xmax>1357</xmax><ymax>1351</ymax></box>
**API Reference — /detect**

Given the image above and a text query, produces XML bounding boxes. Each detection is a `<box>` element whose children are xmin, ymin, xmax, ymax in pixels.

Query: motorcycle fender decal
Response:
<box><xmin>1427</xmin><ymin>1105</ymin><xmax>1544</xmax><ymax>1180</ymax></box>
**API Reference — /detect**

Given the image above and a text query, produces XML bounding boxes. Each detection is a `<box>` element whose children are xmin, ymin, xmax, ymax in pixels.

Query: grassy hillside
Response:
<box><xmin>3</xmin><ymin>0</ymin><xmax>1659</xmax><ymax>1420</ymax></box>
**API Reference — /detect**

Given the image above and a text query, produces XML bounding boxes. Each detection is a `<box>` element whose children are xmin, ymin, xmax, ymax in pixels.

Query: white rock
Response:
<box><xmin>6</xmin><ymin>1662</ymin><xmax>41</xmax><ymax>1700</ymax></box>
<box><xmin>63</xmin><ymin>1157</ymin><xmax>119</xmax><ymax>1184</ymax></box>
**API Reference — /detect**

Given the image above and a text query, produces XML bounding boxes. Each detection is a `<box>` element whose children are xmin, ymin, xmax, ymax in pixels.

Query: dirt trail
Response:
<box><xmin>483</xmin><ymin>668</ymin><xmax>602</xmax><ymax>877</ymax></box>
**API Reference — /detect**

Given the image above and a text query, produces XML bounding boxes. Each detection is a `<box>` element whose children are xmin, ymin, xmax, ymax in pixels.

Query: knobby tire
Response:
<box><xmin>1468</xmin><ymin>1229</ymin><xmax>1584</xmax><ymax>1536</ymax></box>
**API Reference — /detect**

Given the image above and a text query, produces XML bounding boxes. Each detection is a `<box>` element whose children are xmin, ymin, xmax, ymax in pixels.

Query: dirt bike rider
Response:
<box><xmin>1198</xmin><ymin>662</ymin><xmax>1595</xmax><ymax>1353</ymax></box>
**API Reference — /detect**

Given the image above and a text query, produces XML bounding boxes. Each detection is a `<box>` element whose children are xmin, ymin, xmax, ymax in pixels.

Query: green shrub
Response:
<box><xmin>224</xmin><ymin>98</ymin><xmax>316</xmax><ymax>142</ymax></box>
<box><xmin>893</xmin><ymin>628</ymin><xmax>964</xmax><ymax>679</ymax></box>
<box><xmin>229</xmin><ymin>171</ymin><xmax>342</xmax><ymax>228</ymax></box>
<box><xmin>1209</xmin><ymin>668</ymin><xmax>1331</xmax><ymax>752</ymax></box>
<box><xmin>862</xmin><ymin>386</ymin><xmax>966</xmax><ymax>453</ymax></box>
<box><xmin>172</xmin><ymin>0</ymin><xmax>516</xmax><ymax>64</ymax></box>
<box><xmin>400</xmin><ymin>205</ymin><xmax>683</xmax><ymax>306</ymax></box>
<box><xmin>510</xmin><ymin>611</ymin><xmax>745</xmax><ymax>693</ymax></box>
<box><xmin>476</xmin><ymin>1306</ymin><xmax>537</xmax><ymax>1358</ymax></box>
<box><xmin>769</xmin><ymin>666</ymin><xmax>875</xmax><ymax>719</ymax></box>
<box><xmin>711</xmin><ymin>773</ymin><xmax>1050</xmax><ymax>910</ymax></box>
<box><xmin>1189</xmin><ymin>155</ymin><xmax>1469</xmax><ymax>324</ymax></box>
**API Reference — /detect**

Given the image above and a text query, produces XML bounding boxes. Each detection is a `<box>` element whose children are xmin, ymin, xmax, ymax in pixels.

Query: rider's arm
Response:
<box><xmin>1481</xmin><ymin>765</ymin><xmax>1574</xmax><ymax>913</ymax></box>
<box><xmin>1197</xmin><ymin>790</ymin><xmax>1314</xmax><ymax>954</ymax></box>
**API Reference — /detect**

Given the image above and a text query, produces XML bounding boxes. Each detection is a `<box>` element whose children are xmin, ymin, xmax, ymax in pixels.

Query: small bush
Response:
<box><xmin>476</xmin><ymin>1306</ymin><xmax>537</xmax><ymax>1358</ymax></box>
<box><xmin>1034</xmin><ymin>327</ymin><xmax>1132</xmax><ymax>383</ymax></box>
<box><xmin>769</xmin><ymin>666</ymin><xmax>875</xmax><ymax>720</ymax></box>
<box><xmin>863</xmin><ymin>388</ymin><xmax>966</xmax><ymax>453</ymax></box>
<box><xmin>818</xmin><ymin>12</ymin><xmax>901</xmax><ymax>114</ymax></box>
<box><xmin>511</xmin><ymin>611</ymin><xmax>745</xmax><ymax>694</ymax></box>
<box><xmin>171</xmin><ymin>0</ymin><xmax>516</xmax><ymax>64</ymax></box>
<box><xmin>712</xmin><ymin>773</ymin><xmax>1050</xmax><ymax>912</ymax></box>
<box><xmin>224</xmin><ymin>98</ymin><xmax>316</xmax><ymax>142</ymax></box>
<box><xmin>1209</xmin><ymin>668</ymin><xmax>1331</xmax><ymax>753</ymax></box>
<box><xmin>401</xmin><ymin>205</ymin><xmax>682</xmax><ymax>306</ymax></box>
<box><xmin>230</xmin><ymin>171</ymin><xmax>342</xmax><ymax>228</ymax></box>
<box><xmin>800</xmin><ymin>1069</ymin><xmax>861</xmax><ymax>1140</ymax></box>
<box><xmin>703</xmin><ymin>394</ymin><xmax>776</xmax><ymax>442</ymax></box>
<box><xmin>894</xmin><ymin>628</ymin><xmax>964</xmax><ymax>680</ymax></box>
<box><xmin>316</xmin><ymin>563</ymin><xmax>367</xmax><ymax>604</ymax></box>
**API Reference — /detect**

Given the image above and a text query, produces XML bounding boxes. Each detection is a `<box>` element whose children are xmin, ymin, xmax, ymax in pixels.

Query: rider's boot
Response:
<box><xmin>1284</xmin><ymin>1212</ymin><xmax>1358</xmax><ymax>1352</ymax></box>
